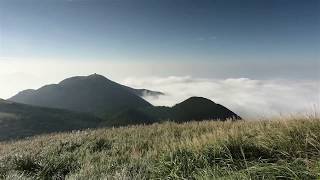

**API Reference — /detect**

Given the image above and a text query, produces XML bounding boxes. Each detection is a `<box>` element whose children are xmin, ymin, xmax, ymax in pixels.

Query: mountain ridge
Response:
<box><xmin>8</xmin><ymin>74</ymin><xmax>155</xmax><ymax>117</ymax></box>
<box><xmin>11</xmin><ymin>74</ymin><xmax>164</xmax><ymax>100</ymax></box>
<box><xmin>108</xmin><ymin>96</ymin><xmax>241</xmax><ymax>125</ymax></box>
<box><xmin>8</xmin><ymin>74</ymin><xmax>241</xmax><ymax>123</ymax></box>
<box><xmin>4</xmin><ymin>74</ymin><xmax>242</xmax><ymax>140</ymax></box>
<box><xmin>0</xmin><ymin>96</ymin><xmax>241</xmax><ymax>141</ymax></box>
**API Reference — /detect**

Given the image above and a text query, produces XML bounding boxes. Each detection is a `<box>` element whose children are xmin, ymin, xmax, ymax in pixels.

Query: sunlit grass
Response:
<box><xmin>0</xmin><ymin>116</ymin><xmax>319</xmax><ymax>179</ymax></box>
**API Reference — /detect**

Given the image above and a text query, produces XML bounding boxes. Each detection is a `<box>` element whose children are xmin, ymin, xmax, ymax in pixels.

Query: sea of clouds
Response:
<box><xmin>123</xmin><ymin>76</ymin><xmax>320</xmax><ymax>118</ymax></box>
<box><xmin>0</xmin><ymin>60</ymin><xmax>319</xmax><ymax>118</ymax></box>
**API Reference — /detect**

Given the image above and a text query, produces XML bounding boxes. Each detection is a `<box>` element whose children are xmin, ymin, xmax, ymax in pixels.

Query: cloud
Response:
<box><xmin>122</xmin><ymin>77</ymin><xmax>320</xmax><ymax>118</ymax></box>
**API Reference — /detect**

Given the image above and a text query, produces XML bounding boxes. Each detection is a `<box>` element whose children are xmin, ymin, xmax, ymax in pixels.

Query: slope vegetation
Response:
<box><xmin>0</xmin><ymin>117</ymin><xmax>319</xmax><ymax>179</ymax></box>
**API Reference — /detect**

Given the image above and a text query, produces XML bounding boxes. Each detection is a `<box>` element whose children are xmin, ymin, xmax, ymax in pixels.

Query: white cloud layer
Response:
<box><xmin>122</xmin><ymin>76</ymin><xmax>320</xmax><ymax>118</ymax></box>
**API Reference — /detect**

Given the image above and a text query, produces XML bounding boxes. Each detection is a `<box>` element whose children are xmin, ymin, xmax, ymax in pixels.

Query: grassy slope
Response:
<box><xmin>0</xmin><ymin>117</ymin><xmax>319</xmax><ymax>179</ymax></box>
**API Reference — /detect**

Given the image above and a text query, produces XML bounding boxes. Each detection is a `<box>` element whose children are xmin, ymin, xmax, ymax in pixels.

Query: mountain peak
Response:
<box><xmin>176</xmin><ymin>97</ymin><xmax>216</xmax><ymax>107</ymax></box>
<box><xmin>186</xmin><ymin>96</ymin><xmax>215</xmax><ymax>102</ymax></box>
<box><xmin>58</xmin><ymin>74</ymin><xmax>111</xmax><ymax>86</ymax></box>
<box><xmin>172</xmin><ymin>96</ymin><xmax>241</xmax><ymax>121</ymax></box>
<box><xmin>87</xmin><ymin>73</ymin><xmax>108</xmax><ymax>80</ymax></box>
<box><xmin>88</xmin><ymin>73</ymin><xmax>102</xmax><ymax>77</ymax></box>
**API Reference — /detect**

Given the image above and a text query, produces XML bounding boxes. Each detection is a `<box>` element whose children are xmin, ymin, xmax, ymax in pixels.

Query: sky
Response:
<box><xmin>0</xmin><ymin>0</ymin><xmax>319</xmax><ymax>117</ymax></box>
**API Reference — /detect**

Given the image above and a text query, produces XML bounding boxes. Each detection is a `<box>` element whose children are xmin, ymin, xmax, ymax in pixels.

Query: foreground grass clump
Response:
<box><xmin>0</xmin><ymin>117</ymin><xmax>320</xmax><ymax>179</ymax></box>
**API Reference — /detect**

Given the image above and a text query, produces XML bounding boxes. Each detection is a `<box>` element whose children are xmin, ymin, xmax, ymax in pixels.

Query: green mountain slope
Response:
<box><xmin>9</xmin><ymin>74</ymin><xmax>153</xmax><ymax>117</ymax></box>
<box><xmin>0</xmin><ymin>99</ymin><xmax>101</xmax><ymax>141</ymax></box>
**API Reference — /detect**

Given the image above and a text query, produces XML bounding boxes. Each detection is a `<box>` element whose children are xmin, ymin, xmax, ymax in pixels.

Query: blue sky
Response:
<box><xmin>1</xmin><ymin>0</ymin><xmax>319</xmax><ymax>66</ymax></box>
<box><xmin>0</xmin><ymin>0</ymin><xmax>319</xmax><ymax>90</ymax></box>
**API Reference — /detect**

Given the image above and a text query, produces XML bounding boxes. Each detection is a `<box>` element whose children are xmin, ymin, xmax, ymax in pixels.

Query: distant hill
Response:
<box><xmin>108</xmin><ymin>97</ymin><xmax>241</xmax><ymax>125</ymax></box>
<box><xmin>0</xmin><ymin>97</ymin><xmax>240</xmax><ymax>141</ymax></box>
<box><xmin>0</xmin><ymin>99</ymin><xmax>101</xmax><ymax>141</ymax></box>
<box><xmin>9</xmin><ymin>74</ymin><xmax>155</xmax><ymax>117</ymax></box>
<box><xmin>171</xmin><ymin>97</ymin><xmax>241</xmax><ymax>122</ymax></box>
<box><xmin>6</xmin><ymin>74</ymin><xmax>241</xmax><ymax>133</ymax></box>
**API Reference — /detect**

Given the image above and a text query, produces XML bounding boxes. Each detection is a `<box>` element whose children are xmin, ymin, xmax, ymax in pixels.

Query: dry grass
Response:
<box><xmin>0</xmin><ymin>116</ymin><xmax>320</xmax><ymax>179</ymax></box>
